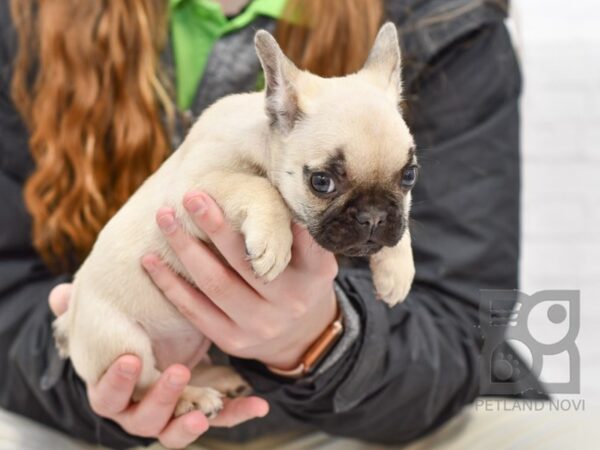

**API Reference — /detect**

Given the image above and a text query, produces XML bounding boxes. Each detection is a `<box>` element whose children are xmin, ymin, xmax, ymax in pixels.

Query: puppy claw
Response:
<box><xmin>244</xmin><ymin>228</ymin><xmax>293</xmax><ymax>282</ymax></box>
<box><xmin>226</xmin><ymin>383</ymin><xmax>253</xmax><ymax>398</ymax></box>
<box><xmin>174</xmin><ymin>387</ymin><xmax>223</xmax><ymax>418</ymax></box>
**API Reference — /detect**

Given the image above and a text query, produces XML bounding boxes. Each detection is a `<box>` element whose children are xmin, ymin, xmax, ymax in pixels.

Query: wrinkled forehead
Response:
<box><xmin>344</xmin><ymin>114</ymin><xmax>414</xmax><ymax>183</ymax></box>
<box><xmin>302</xmin><ymin>100</ymin><xmax>415</xmax><ymax>184</ymax></box>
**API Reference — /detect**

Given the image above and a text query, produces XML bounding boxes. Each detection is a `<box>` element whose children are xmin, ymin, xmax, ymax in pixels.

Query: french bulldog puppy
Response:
<box><xmin>53</xmin><ymin>23</ymin><xmax>417</xmax><ymax>418</ymax></box>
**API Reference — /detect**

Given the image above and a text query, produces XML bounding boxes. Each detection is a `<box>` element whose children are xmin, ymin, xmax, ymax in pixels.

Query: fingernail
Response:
<box><xmin>158</xmin><ymin>213</ymin><xmax>178</xmax><ymax>234</ymax></box>
<box><xmin>185</xmin><ymin>195</ymin><xmax>206</xmax><ymax>216</ymax></box>
<box><xmin>167</xmin><ymin>372</ymin><xmax>187</xmax><ymax>387</ymax></box>
<box><xmin>119</xmin><ymin>361</ymin><xmax>138</xmax><ymax>379</ymax></box>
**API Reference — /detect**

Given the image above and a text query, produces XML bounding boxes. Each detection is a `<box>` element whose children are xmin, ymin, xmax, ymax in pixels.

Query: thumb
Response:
<box><xmin>290</xmin><ymin>223</ymin><xmax>336</xmax><ymax>274</ymax></box>
<box><xmin>49</xmin><ymin>283</ymin><xmax>72</xmax><ymax>317</ymax></box>
<box><xmin>209</xmin><ymin>396</ymin><xmax>269</xmax><ymax>428</ymax></box>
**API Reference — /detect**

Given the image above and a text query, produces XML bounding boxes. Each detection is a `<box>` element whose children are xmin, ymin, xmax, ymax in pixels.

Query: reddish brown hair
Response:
<box><xmin>277</xmin><ymin>0</ymin><xmax>384</xmax><ymax>77</ymax></box>
<box><xmin>11</xmin><ymin>0</ymin><xmax>383</xmax><ymax>271</ymax></box>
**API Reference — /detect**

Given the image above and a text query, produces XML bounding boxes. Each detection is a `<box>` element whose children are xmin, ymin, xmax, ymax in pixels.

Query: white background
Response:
<box><xmin>511</xmin><ymin>0</ymin><xmax>600</xmax><ymax>401</ymax></box>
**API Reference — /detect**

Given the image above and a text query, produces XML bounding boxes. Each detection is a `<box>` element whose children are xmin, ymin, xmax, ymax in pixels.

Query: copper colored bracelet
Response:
<box><xmin>267</xmin><ymin>306</ymin><xmax>344</xmax><ymax>378</ymax></box>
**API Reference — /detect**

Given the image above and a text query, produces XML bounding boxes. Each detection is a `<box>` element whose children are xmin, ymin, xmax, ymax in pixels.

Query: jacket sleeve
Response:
<box><xmin>0</xmin><ymin>7</ymin><xmax>151</xmax><ymax>448</ymax></box>
<box><xmin>230</xmin><ymin>14</ymin><xmax>523</xmax><ymax>445</ymax></box>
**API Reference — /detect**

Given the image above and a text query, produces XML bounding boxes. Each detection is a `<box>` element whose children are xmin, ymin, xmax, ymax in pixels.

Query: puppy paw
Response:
<box><xmin>244</xmin><ymin>227</ymin><xmax>293</xmax><ymax>282</ymax></box>
<box><xmin>371</xmin><ymin>254</ymin><xmax>415</xmax><ymax>306</ymax></box>
<box><xmin>174</xmin><ymin>387</ymin><xmax>223</xmax><ymax>418</ymax></box>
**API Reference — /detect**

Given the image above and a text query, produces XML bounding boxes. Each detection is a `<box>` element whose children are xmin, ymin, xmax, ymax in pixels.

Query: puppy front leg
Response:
<box><xmin>195</xmin><ymin>171</ymin><xmax>293</xmax><ymax>282</ymax></box>
<box><xmin>369</xmin><ymin>230</ymin><xmax>415</xmax><ymax>306</ymax></box>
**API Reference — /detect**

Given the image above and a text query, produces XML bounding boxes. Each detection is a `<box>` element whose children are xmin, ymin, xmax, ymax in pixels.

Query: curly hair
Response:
<box><xmin>10</xmin><ymin>0</ymin><xmax>383</xmax><ymax>272</ymax></box>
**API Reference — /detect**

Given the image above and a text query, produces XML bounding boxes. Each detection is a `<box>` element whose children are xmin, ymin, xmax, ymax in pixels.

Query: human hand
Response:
<box><xmin>48</xmin><ymin>284</ymin><xmax>269</xmax><ymax>449</ymax></box>
<box><xmin>143</xmin><ymin>191</ymin><xmax>339</xmax><ymax>371</ymax></box>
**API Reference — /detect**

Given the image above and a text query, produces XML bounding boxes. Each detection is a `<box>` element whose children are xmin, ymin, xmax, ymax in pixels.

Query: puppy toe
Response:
<box><xmin>245</xmin><ymin>231</ymin><xmax>292</xmax><ymax>282</ymax></box>
<box><xmin>374</xmin><ymin>272</ymin><xmax>411</xmax><ymax>306</ymax></box>
<box><xmin>175</xmin><ymin>387</ymin><xmax>223</xmax><ymax>418</ymax></box>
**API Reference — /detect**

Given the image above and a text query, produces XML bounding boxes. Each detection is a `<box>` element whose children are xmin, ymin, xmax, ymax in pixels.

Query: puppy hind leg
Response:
<box><xmin>68</xmin><ymin>295</ymin><xmax>224</xmax><ymax>418</ymax></box>
<box><xmin>117</xmin><ymin>325</ymin><xmax>224</xmax><ymax>418</ymax></box>
<box><xmin>67</xmin><ymin>304</ymin><xmax>162</xmax><ymax>396</ymax></box>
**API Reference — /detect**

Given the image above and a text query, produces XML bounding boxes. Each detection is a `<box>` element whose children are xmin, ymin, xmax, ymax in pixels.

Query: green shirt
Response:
<box><xmin>169</xmin><ymin>0</ymin><xmax>286</xmax><ymax>110</ymax></box>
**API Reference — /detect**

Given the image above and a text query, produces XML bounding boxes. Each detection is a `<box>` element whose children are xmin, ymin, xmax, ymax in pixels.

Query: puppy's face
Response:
<box><xmin>256</xmin><ymin>24</ymin><xmax>416</xmax><ymax>256</ymax></box>
<box><xmin>277</xmin><ymin>87</ymin><xmax>416</xmax><ymax>256</ymax></box>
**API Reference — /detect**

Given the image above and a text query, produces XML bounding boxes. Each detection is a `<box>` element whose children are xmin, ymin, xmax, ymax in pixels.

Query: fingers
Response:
<box><xmin>209</xmin><ymin>396</ymin><xmax>269</xmax><ymax>428</ymax></box>
<box><xmin>141</xmin><ymin>254</ymin><xmax>236</xmax><ymax>342</ymax></box>
<box><xmin>88</xmin><ymin>355</ymin><xmax>141</xmax><ymax>417</ymax></box>
<box><xmin>158</xmin><ymin>411</ymin><xmax>209</xmax><ymax>449</ymax></box>
<box><xmin>157</xmin><ymin>397</ymin><xmax>269</xmax><ymax>447</ymax></box>
<box><xmin>48</xmin><ymin>283</ymin><xmax>72</xmax><ymax>316</ymax></box>
<box><xmin>121</xmin><ymin>365</ymin><xmax>191</xmax><ymax>436</ymax></box>
<box><xmin>155</xmin><ymin>207</ymin><xmax>264</xmax><ymax>321</ymax></box>
<box><xmin>290</xmin><ymin>223</ymin><xmax>317</xmax><ymax>269</ymax></box>
<box><xmin>290</xmin><ymin>223</ymin><xmax>338</xmax><ymax>278</ymax></box>
<box><xmin>182</xmin><ymin>192</ymin><xmax>262</xmax><ymax>287</ymax></box>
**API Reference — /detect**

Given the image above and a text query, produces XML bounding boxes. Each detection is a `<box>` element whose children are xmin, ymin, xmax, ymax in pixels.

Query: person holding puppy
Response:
<box><xmin>0</xmin><ymin>0</ymin><xmax>536</xmax><ymax>449</ymax></box>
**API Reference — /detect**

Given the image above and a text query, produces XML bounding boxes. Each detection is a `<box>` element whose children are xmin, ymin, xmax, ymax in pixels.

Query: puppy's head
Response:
<box><xmin>255</xmin><ymin>24</ymin><xmax>416</xmax><ymax>257</ymax></box>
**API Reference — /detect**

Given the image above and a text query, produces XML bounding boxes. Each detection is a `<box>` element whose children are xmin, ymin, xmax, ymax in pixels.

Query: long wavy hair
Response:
<box><xmin>10</xmin><ymin>0</ymin><xmax>383</xmax><ymax>271</ymax></box>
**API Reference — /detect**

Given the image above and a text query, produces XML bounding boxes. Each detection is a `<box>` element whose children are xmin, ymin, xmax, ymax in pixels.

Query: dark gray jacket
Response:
<box><xmin>0</xmin><ymin>0</ymin><xmax>544</xmax><ymax>448</ymax></box>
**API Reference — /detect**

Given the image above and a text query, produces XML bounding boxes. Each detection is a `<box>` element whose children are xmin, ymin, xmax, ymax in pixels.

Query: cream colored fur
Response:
<box><xmin>53</xmin><ymin>24</ymin><xmax>416</xmax><ymax>417</ymax></box>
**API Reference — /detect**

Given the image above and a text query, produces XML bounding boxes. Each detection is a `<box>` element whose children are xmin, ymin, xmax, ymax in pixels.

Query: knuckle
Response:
<box><xmin>225</xmin><ymin>335</ymin><xmax>247</xmax><ymax>353</ymax></box>
<box><xmin>288</xmin><ymin>301</ymin><xmax>308</xmax><ymax>319</ymax></box>
<box><xmin>200</xmin><ymin>270</ymin><xmax>231</xmax><ymax>298</ymax></box>
<box><xmin>90</xmin><ymin>396</ymin><xmax>118</xmax><ymax>417</ymax></box>
<box><xmin>258</xmin><ymin>324</ymin><xmax>281</xmax><ymax>341</ymax></box>
<box><xmin>202</xmin><ymin>280</ymin><xmax>223</xmax><ymax>298</ymax></box>
<box><xmin>156</xmin><ymin>386</ymin><xmax>181</xmax><ymax>406</ymax></box>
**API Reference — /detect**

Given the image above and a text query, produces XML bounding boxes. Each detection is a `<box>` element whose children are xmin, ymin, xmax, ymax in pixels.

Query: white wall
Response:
<box><xmin>511</xmin><ymin>0</ymin><xmax>600</xmax><ymax>400</ymax></box>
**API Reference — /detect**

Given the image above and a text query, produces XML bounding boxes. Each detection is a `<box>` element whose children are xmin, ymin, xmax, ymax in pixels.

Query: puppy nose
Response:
<box><xmin>355</xmin><ymin>208</ymin><xmax>387</xmax><ymax>230</ymax></box>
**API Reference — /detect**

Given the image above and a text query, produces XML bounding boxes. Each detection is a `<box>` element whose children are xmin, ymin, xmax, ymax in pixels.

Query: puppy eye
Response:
<box><xmin>310</xmin><ymin>172</ymin><xmax>336</xmax><ymax>194</ymax></box>
<box><xmin>401</xmin><ymin>166</ymin><xmax>418</xmax><ymax>188</ymax></box>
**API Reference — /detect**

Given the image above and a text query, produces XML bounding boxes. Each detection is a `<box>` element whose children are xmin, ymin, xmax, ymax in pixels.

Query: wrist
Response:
<box><xmin>265</xmin><ymin>289</ymin><xmax>342</xmax><ymax>376</ymax></box>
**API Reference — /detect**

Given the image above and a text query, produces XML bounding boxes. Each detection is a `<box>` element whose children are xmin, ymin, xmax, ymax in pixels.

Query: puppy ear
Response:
<box><xmin>255</xmin><ymin>30</ymin><xmax>302</xmax><ymax>133</ymax></box>
<box><xmin>361</xmin><ymin>22</ymin><xmax>403</xmax><ymax>101</ymax></box>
